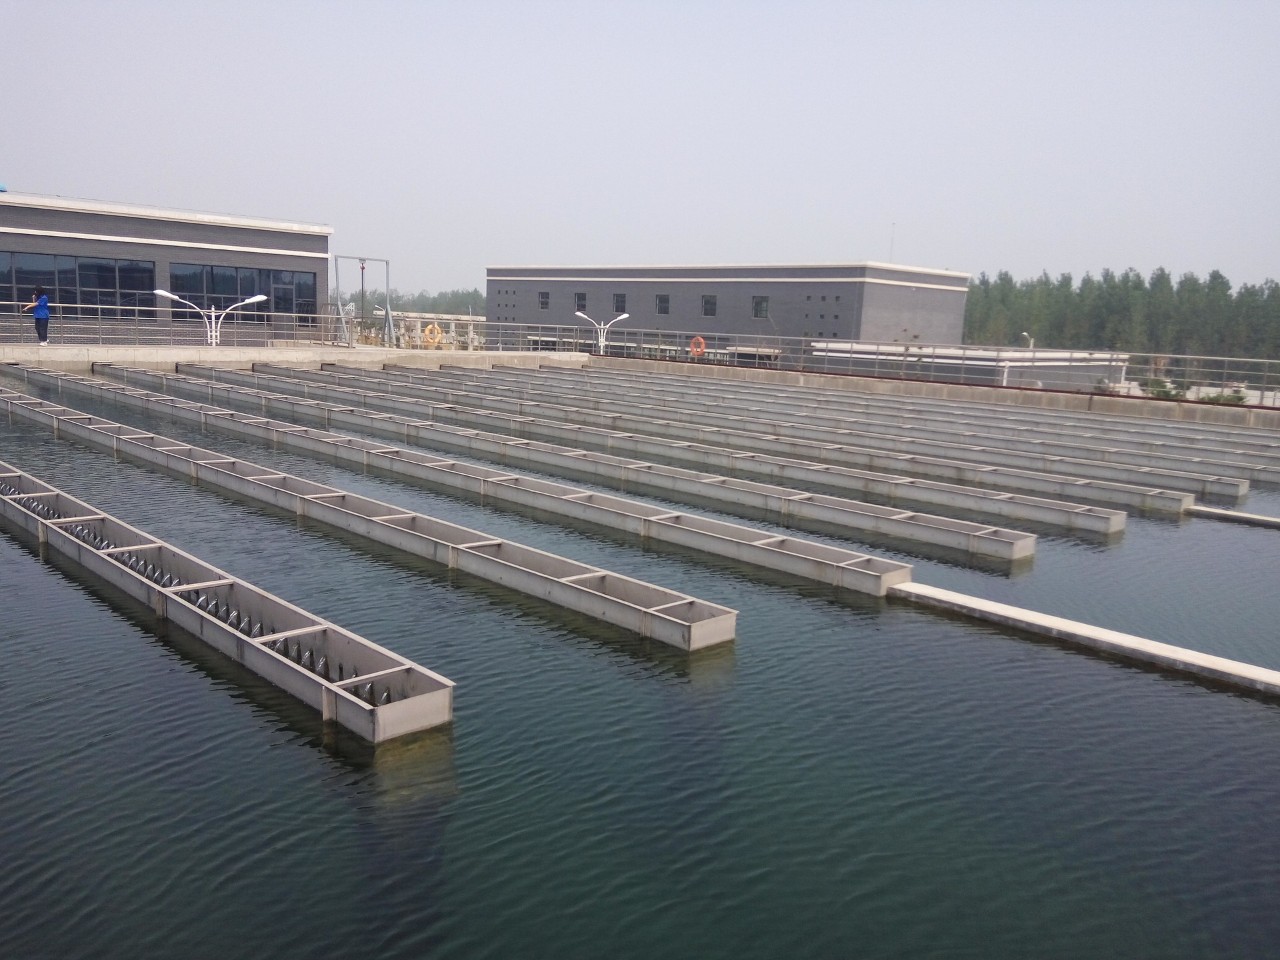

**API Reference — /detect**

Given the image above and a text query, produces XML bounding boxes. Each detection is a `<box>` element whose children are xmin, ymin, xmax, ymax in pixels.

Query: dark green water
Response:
<box><xmin>2</xmin><ymin>386</ymin><xmax>1279</xmax><ymax>959</ymax></box>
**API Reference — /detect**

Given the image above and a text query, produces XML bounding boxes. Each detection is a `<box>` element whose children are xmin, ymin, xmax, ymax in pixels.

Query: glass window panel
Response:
<box><xmin>78</xmin><ymin>258</ymin><xmax>117</xmax><ymax>291</ymax></box>
<box><xmin>169</xmin><ymin>263</ymin><xmax>205</xmax><ymax>296</ymax></box>
<box><xmin>613</xmin><ymin>293</ymin><xmax>626</xmax><ymax>313</ymax></box>
<box><xmin>270</xmin><ymin>270</ymin><xmax>294</xmax><ymax>287</ymax></box>
<box><xmin>56</xmin><ymin>256</ymin><xmax>77</xmax><ymax>292</ymax></box>
<box><xmin>14</xmin><ymin>253</ymin><xmax>56</xmax><ymax>293</ymax></box>
<box><xmin>272</xmin><ymin>285</ymin><xmax>295</xmax><ymax>316</ymax></box>
<box><xmin>655</xmin><ymin>294</ymin><xmax>669</xmax><ymax>315</ymax></box>
<box><xmin>294</xmin><ymin>272</ymin><xmax>316</xmax><ymax>322</ymax></box>
<box><xmin>702</xmin><ymin>294</ymin><xmax>717</xmax><ymax>317</ymax></box>
<box><xmin>211</xmin><ymin>266</ymin><xmax>237</xmax><ymax>296</ymax></box>
<box><xmin>117</xmin><ymin>260</ymin><xmax>155</xmax><ymax>292</ymax></box>
<box><xmin>239</xmin><ymin>267</ymin><xmax>264</xmax><ymax>298</ymax></box>
<box><xmin>0</xmin><ymin>252</ymin><xmax>10</xmax><ymax>287</ymax></box>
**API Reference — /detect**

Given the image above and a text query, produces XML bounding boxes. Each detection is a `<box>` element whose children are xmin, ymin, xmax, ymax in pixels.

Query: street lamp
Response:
<box><xmin>1021</xmin><ymin>331</ymin><xmax>1035</xmax><ymax>349</ymax></box>
<box><xmin>574</xmin><ymin>311</ymin><xmax>629</xmax><ymax>355</ymax></box>
<box><xmin>154</xmin><ymin>290</ymin><xmax>268</xmax><ymax>346</ymax></box>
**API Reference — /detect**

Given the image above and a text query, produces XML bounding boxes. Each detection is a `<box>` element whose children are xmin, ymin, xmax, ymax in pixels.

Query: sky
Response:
<box><xmin>4</xmin><ymin>0</ymin><xmax>1278</xmax><ymax>293</ymax></box>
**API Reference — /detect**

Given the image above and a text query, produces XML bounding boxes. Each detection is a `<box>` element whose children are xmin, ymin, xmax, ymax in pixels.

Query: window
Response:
<box><xmin>820</xmin><ymin>295</ymin><xmax>826</xmax><ymax>302</ymax></box>
<box><xmin>575</xmin><ymin>291</ymin><xmax>586</xmax><ymax>312</ymax></box>
<box><xmin>168</xmin><ymin>262</ymin><xmax>313</xmax><ymax>323</ymax></box>
<box><xmin>655</xmin><ymin>294</ymin><xmax>669</xmax><ymax>315</ymax></box>
<box><xmin>539</xmin><ymin>291</ymin><xmax>549</xmax><ymax>310</ymax></box>
<box><xmin>702</xmin><ymin>294</ymin><xmax>717</xmax><ymax>317</ymax></box>
<box><xmin>614</xmin><ymin>293</ymin><xmax>626</xmax><ymax>314</ymax></box>
<box><xmin>751</xmin><ymin>296</ymin><xmax>769</xmax><ymax>319</ymax></box>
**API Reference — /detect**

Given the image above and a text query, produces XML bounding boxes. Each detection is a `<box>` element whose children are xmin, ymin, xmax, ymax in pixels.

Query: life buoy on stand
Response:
<box><xmin>423</xmin><ymin>322</ymin><xmax>444</xmax><ymax>347</ymax></box>
<box><xmin>689</xmin><ymin>335</ymin><xmax>707</xmax><ymax>358</ymax></box>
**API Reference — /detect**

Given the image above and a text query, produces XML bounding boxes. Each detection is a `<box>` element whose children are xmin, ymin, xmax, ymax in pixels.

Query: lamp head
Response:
<box><xmin>574</xmin><ymin>311</ymin><xmax>591</xmax><ymax>321</ymax></box>
<box><xmin>244</xmin><ymin>294</ymin><xmax>268</xmax><ymax>305</ymax></box>
<box><xmin>154</xmin><ymin>289</ymin><xmax>178</xmax><ymax>301</ymax></box>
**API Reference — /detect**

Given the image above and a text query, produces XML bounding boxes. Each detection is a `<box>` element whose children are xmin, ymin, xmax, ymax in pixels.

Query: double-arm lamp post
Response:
<box><xmin>154</xmin><ymin>289</ymin><xmax>268</xmax><ymax>346</ymax></box>
<box><xmin>574</xmin><ymin>311</ymin><xmax>629</xmax><ymax>355</ymax></box>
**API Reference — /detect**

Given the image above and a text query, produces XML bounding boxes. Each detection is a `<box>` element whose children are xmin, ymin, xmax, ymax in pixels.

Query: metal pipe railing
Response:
<box><xmin>4</xmin><ymin>302</ymin><xmax>1280</xmax><ymax>407</ymax></box>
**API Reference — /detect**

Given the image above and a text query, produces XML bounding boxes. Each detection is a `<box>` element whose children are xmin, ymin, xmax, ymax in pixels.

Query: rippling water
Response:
<box><xmin>2</xmin><ymin>378</ymin><xmax>1280</xmax><ymax>959</ymax></box>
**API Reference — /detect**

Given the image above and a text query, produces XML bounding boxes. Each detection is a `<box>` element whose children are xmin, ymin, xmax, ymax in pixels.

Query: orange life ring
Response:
<box><xmin>423</xmin><ymin>322</ymin><xmax>444</xmax><ymax>346</ymax></box>
<box><xmin>689</xmin><ymin>336</ymin><xmax>707</xmax><ymax>357</ymax></box>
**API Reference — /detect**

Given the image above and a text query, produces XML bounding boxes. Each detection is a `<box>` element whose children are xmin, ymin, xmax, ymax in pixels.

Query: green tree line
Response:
<box><xmin>344</xmin><ymin>288</ymin><xmax>486</xmax><ymax>319</ymax></box>
<box><xmin>964</xmin><ymin>269</ymin><xmax>1280</xmax><ymax>359</ymax></box>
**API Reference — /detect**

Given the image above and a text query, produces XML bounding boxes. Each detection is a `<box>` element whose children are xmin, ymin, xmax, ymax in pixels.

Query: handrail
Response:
<box><xmin>3</xmin><ymin>302</ymin><xmax>1279</xmax><ymax>406</ymax></box>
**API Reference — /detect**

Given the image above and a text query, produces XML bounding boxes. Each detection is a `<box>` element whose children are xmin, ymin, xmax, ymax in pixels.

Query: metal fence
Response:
<box><xmin>5</xmin><ymin>302</ymin><xmax>1280</xmax><ymax>407</ymax></box>
<box><xmin>0</xmin><ymin>300</ymin><xmax>346</xmax><ymax>348</ymax></box>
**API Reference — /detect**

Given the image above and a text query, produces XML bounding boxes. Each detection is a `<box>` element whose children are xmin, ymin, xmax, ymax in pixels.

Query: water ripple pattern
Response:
<box><xmin>2</xmin><ymin>381</ymin><xmax>1280</xmax><ymax>959</ymax></box>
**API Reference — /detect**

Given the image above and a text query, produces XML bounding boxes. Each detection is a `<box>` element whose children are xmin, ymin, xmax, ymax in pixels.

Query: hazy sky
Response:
<box><xmin>4</xmin><ymin>0</ymin><xmax>1277</xmax><ymax>293</ymax></box>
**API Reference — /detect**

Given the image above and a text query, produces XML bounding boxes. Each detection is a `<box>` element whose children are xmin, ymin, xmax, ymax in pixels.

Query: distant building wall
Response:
<box><xmin>486</xmin><ymin>263</ymin><xmax>970</xmax><ymax>345</ymax></box>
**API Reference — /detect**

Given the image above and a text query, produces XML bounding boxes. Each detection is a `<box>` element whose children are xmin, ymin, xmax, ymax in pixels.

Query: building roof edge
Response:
<box><xmin>0</xmin><ymin>192</ymin><xmax>334</xmax><ymax>236</ymax></box>
<box><xmin>486</xmin><ymin>261</ymin><xmax>970</xmax><ymax>279</ymax></box>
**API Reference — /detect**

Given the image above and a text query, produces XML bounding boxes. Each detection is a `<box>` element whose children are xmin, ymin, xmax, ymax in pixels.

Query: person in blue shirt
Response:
<box><xmin>21</xmin><ymin>286</ymin><xmax>50</xmax><ymax>344</ymax></box>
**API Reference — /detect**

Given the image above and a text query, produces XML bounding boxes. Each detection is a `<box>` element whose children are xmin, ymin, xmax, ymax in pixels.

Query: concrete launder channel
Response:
<box><xmin>0</xmin><ymin>384</ymin><xmax>737</xmax><ymax>651</ymax></box>
<box><xmin>5</xmin><ymin>362</ymin><xmax>1279</xmax><ymax>702</ymax></box>
<box><xmin>155</xmin><ymin>362</ymin><xmax>1151</xmax><ymax>525</ymax></box>
<box><xmin>83</xmin><ymin>363</ymin><xmax>1043</xmax><ymax>561</ymax></box>
<box><xmin>9</xmin><ymin>365</ymin><xmax>918</xmax><ymax>592</ymax></box>
<box><xmin>0</xmin><ymin>458</ymin><xmax>454</xmax><ymax>742</ymax></box>
<box><xmin>241</xmin><ymin>362</ymin><xmax>1199</xmax><ymax>515</ymax></box>
<box><xmin>453</xmin><ymin>364</ymin><xmax>1280</xmax><ymax>481</ymax></box>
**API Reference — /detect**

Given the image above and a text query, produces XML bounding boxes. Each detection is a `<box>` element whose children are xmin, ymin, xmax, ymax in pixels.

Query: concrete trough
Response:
<box><xmin>275</xmin><ymin>363</ymin><xmax>1247</xmax><ymax>502</ymax></box>
<box><xmin>220</xmin><ymin>363</ymin><xmax>1188</xmax><ymax>515</ymax></box>
<box><xmin>12</xmin><ymin>365</ymin><xmax>921</xmax><ymax>590</ymax></box>
<box><xmin>110</xmin><ymin>363</ymin><xmax>1128</xmax><ymax>534</ymax></box>
<box><xmin>0</xmin><ymin>385</ymin><xmax>737</xmax><ymax>650</ymax></box>
<box><xmin>0</xmin><ymin>460</ymin><xmax>454</xmax><ymax>742</ymax></box>
<box><xmin>78</xmin><ymin>363</ymin><xmax>1045</xmax><ymax>559</ymax></box>
<box><xmin>444</xmin><ymin>364</ymin><xmax>1280</xmax><ymax>479</ymax></box>
<box><xmin>574</xmin><ymin>367</ymin><xmax>1280</xmax><ymax>496</ymax></box>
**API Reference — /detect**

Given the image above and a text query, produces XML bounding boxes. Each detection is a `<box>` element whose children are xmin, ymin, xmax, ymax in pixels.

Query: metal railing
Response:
<box><xmin>0</xmin><ymin>300</ymin><xmax>346</xmax><ymax>348</ymax></box>
<box><xmin>5</xmin><ymin>302</ymin><xmax>1279</xmax><ymax>407</ymax></box>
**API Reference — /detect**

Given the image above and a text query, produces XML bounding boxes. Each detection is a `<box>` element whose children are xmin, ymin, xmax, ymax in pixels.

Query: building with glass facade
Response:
<box><xmin>486</xmin><ymin>263</ymin><xmax>970</xmax><ymax>345</ymax></box>
<box><xmin>0</xmin><ymin>192</ymin><xmax>330</xmax><ymax>331</ymax></box>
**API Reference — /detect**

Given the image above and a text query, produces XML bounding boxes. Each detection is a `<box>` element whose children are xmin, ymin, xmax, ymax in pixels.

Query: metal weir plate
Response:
<box><xmin>0</xmin><ymin>460</ymin><xmax>454</xmax><ymax>743</ymax></box>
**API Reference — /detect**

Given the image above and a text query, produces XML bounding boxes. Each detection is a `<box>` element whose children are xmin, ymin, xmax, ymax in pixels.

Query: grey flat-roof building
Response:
<box><xmin>487</xmin><ymin>262</ymin><xmax>970</xmax><ymax>344</ymax></box>
<box><xmin>0</xmin><ymin>192</ymin><xmax>330</xmax><ymax>332</ymax></box>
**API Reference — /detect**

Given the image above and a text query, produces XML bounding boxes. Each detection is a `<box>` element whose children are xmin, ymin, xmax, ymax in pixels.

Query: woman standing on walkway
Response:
<box><xmin>21</xmin><ymin>286</ymin><xmax>50</xmax><ymax>344</ymax></box>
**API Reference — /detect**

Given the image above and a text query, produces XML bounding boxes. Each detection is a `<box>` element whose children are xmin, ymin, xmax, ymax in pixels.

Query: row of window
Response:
<box><xmin>1</xmin><ymin>252</ymin><xmax>318</xmax><ymax>321</ymax></box>
<box><xmin>168</xmin><ymin>263</ymin><xmax>317</xmax><ymax>319</ymax></box>
<box><xmin>1</xmin><ymin>251</ymin><xmax>157</xmax><ymax>314</ymax></box>
<box><xmin>536</xmin><ymin>292</ymin><xmax>771</xmax><ymax>320</ymax></box>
